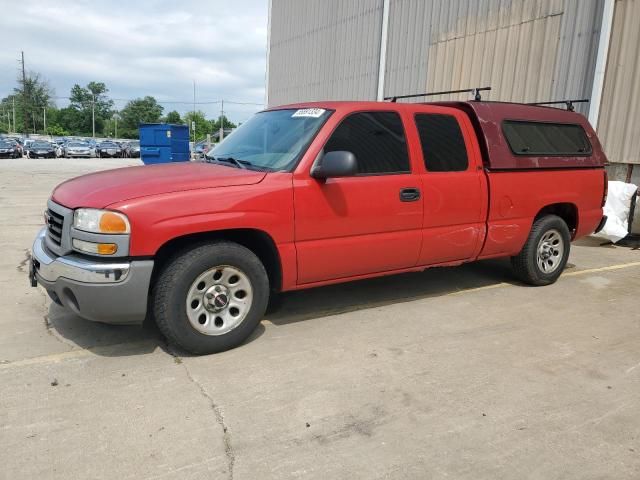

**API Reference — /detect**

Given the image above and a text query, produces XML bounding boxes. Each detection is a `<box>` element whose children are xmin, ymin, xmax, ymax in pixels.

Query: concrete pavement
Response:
<box><xmin>1</xmin><ymin>158</ymin><xmax>639</xmax><ymax>479</ymax></box>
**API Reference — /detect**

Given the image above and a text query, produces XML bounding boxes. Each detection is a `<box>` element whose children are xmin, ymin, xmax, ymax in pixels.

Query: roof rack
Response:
<box><xmin>526</xmin><ymin>99</ymin><xmax>589</xmax><ymax>112</ymax></box>
<box><xmin>385</xmin><ymin>86</ymin><xmax>491</xmax><ymax>103</ymax></box>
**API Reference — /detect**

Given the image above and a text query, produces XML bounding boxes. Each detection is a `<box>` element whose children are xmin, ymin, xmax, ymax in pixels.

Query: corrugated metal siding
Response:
<box><xmin>597</xmin><ymin>0</ymin><xmax>640</xmax><ymax>165</ymax></box>
<box><xmin>267</xmin><ymin>0</ymin><xmax>383</xmax><ymax>106</ymax></box>
<box><xmin>384</xmin><ymin>0</ymin><xmax>602</xmax><ymax>115</ymax></box>
<box><xmin>268</xmin><ymin>0</ymin><xmax>603</xmax><ymax>115</ymax></box>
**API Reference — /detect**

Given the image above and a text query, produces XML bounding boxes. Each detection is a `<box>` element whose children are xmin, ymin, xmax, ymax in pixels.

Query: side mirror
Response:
<box><xmin>311</xmin><ymin>151</ymin><xmax>358</xmax><ymax>179</ymax></box>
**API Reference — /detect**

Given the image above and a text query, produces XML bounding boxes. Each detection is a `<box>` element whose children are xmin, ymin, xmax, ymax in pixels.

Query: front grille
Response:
<box><xmin>46</xmin><ymin>209</ymin><xmax>64</xmax><ymax>246</ymax></box>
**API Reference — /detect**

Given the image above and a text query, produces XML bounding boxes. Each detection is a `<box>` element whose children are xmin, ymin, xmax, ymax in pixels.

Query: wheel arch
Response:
<box><xmin>151</xmin><ymin>228</ymin><xmax>283</xmax><ymax>293</ymax></box>
<box><xmin>534</xmin><ymin>202</ymin><xmax>578</xmax><ymax>238</ymax></box>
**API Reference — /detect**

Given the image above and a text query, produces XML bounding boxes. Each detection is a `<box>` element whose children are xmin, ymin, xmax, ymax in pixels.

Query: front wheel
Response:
<box><xmin>152</xmin><ymin>241</ymin><xmax>270</xmax><ymax>354</ymax></box>
<box><xmin>511</xmin><ymin>215</ymin><xmax>571</xmax><ymax>286</ymax></box>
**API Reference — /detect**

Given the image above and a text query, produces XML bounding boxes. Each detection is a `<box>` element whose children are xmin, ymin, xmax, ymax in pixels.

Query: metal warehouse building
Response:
<box><xmin>266</xmin><ymin>0</ymin><xmax>640</xmax><ymax>184</ymax></box>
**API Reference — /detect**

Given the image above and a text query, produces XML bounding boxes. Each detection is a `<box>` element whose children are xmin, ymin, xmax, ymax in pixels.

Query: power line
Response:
<box><xmin>49</xmin><ymin>96</ymin><xmax>264</xmax><ymax>107</ymax></box>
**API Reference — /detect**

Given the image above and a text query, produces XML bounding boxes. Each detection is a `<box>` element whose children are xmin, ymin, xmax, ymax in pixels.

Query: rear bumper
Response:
<box><xmin>30</xmin><ymin>228</ymin><xmax>153</xmax><ymax>325</ymax></box>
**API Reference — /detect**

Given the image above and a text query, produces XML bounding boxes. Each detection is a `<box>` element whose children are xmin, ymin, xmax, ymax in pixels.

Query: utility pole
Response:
<box><xmin>21</xmin><ymin>51</ymin><xmax>29</xmax><ymax>136</ymax></box>
<box><xmin>193</xmin><ymin>79</ymin><xmax>196</xmax><ymax>143</ymax></box>
<box><xmin>91</xmin><ymin>94</ymin><xmax>96</xmax><ymax>138</ymax></box>
<box><xmin>219</xmin><ymin>99</ymin><xmax>224</xmax><ymax>142</ymax></box>
<box><xmin>112</xmin><ymin>112</ymin><xmax>119</xmax><ymax>138</ymax></box>
<box><xmin>43</xmin><ymin>107</ymin><xmax>46</xmax><ymax>134</ymax></box>
<box><xmin>12</xmin><ymin>97</ymin><xmax>16</xmax><ymax>134</ymax></box>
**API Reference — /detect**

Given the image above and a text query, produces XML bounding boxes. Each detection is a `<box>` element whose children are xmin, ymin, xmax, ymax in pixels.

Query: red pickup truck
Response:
<box><xmin>30</xmin><ymin>100</ymin><xmax>607</xmax><ymax>354</ymax></box>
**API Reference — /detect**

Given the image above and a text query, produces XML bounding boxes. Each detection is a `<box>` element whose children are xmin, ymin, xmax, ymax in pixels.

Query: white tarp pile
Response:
<box><xmin>593</xmin><ymin>181</ymin><xmax>638</xmax><ymax>243</ymax></box>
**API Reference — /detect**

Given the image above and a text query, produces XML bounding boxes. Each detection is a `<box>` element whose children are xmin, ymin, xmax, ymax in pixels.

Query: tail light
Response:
<box><xmin>602</xmin><ymin>170</ymin><xmax>608</xmax><ymax>207</ymax></box>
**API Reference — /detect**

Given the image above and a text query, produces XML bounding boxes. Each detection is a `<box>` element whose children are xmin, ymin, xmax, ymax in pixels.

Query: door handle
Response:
<box><xmin>399</xmin><ymin>187</ymin><xmax>421</xmax><ymax>202</ymax></box>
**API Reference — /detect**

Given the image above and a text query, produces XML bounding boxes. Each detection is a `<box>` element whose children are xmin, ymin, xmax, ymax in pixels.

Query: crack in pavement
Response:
<box><xmin>166</xmin><ymin>345</ymin><xmax>236</xmax><ymax>480</ymax></box>
<box><xmin>16</xmin><ymin>249</ymin><xmax>31</xmax><ymax>272</ymax></box>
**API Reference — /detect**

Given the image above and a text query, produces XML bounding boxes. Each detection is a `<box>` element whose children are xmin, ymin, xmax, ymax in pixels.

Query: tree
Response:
<box><xmin>6</xmin><ymin>72</ymin><xmax>54</xmax><ymax>134</ymax></box>
<box><xmin>119</xmin><ymin>96</ymin><xmax>164</xmax><ymax>138</ymax></box>
<box><xmin>67</xmin><ymin>81</ymin><xmax>114</xmax><ymax>135</ymax></box>
<box><xmin>183</xmin><ymin>111</ymin><xmax>212</xmax><ymax>141</ymax></box>
<box><xmin>211</xmin><ymin>114</ymin><xmax>237</xmax><ymax>131</ymax></box>
<box><xmin>165</xmin><ymin>110</ymin><xmax>182</xmax><ymax>124</ymax></box>
<box><xmin>47</xmin><ymin>124</ymin><xmax>69</xmax><ymax>136</ymax></box>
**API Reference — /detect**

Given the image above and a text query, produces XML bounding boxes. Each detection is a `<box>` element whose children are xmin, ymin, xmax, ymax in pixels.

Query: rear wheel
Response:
<box><xmin>511</xmin><ymin>215</ymin><xmax>571</xmax><ymax>286</ymax></box>
<box><xmin>153</xmin><ymin>241</ymin><xmax>269</xmax><ymax>354</ymax></box>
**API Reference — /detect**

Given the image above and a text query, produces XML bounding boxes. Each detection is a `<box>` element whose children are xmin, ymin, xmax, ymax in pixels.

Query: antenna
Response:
<box><xmin>527</xmin><ymin>99</ymin><xmax>589</xmax><ymax>112</ymax></box>
<box><xmin>385</xmin><ymin>86</ymin><xmax>491</xmax><ymax>103</ymax></box>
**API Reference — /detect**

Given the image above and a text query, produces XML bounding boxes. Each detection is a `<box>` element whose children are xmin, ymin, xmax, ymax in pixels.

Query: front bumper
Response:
<box><xmin>30</xmin><ymin>228</ymin><xmax>153</xmax><ymax>325</ymax></box>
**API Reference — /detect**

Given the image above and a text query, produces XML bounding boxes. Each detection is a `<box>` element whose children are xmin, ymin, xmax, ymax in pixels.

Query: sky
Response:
<box><xmin>0</xmin><ymin>0</ymin><xmax>269</xmax><ymax>123</ymax></box>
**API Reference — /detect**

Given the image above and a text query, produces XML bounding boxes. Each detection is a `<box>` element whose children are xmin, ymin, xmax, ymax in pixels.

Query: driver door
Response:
<box><xmin>293</xmin><ymin>111</ymin><xmax>423</xmax><ymax>284</ymax></box>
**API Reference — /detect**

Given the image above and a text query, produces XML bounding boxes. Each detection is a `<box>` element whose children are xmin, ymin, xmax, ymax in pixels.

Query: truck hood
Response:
<box><xmin>52</xmin><ymin>162</ymin><xmax>267</xmax><ymax>209</ymax></box>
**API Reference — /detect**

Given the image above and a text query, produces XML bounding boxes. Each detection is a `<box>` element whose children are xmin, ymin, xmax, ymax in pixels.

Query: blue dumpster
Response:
<box><xmin>139</xmin><ymin>123</ymin><xmax>190</xmax><ymax>165</ymax></box>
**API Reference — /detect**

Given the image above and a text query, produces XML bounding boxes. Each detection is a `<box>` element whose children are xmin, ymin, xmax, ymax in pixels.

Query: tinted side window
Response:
<box><xmin>415</xmin><ymin>114</ymin><xmax>468</xmax><ymax>172</ymax></box>
<box><xmin>324</xmin><ymin>112</ymin><xmax>409</xmax><ymax>174</ymax></box>
<box><xmin>502</xmin><ymin>120</ymin><xmax>592</xmax><ymax>156</ymax></box>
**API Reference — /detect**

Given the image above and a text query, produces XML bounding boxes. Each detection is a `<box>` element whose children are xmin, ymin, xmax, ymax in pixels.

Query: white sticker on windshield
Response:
<box><xmin>292</xmin><ymin>108</ymin><xmax>326</xmax><ymax>118</ymax></box>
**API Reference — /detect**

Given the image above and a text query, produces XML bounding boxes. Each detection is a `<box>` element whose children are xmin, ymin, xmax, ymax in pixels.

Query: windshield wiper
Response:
<box><xmin>207</xmin><ymin>156</ymin><xmax>254</xmax><ymax>170</ymax></box>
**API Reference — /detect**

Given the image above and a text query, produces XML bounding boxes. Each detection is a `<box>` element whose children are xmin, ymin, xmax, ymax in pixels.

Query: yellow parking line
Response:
<box><xmin>443</xmin><ymin>260</ymin><xmax>640</xmax><ymax>298</ymax></box>
<box><xmin>562</xmin><ymin>261</ymin><xmax>640</xmax><ymax>277</ymax></box>
<box><xmin>0</xmin><ymin>340</ymin><xmax>156</xmax><ymax>370</ymax></box>
<box><xmin>0</xmin><ymin>349</ymin><xmax>93</xmax><ymax>369</ymax></box>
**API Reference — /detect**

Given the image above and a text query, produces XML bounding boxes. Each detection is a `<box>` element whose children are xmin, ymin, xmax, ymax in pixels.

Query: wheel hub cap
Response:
<box><xmin>536</xmin><ymin>229</ymin><xmax>564</xmax><ymax>274</ymax></box>
<box><xmin>205</xmin><ymin>286</ymin><xmax>230</xmax><ymax>312</ymax></box>
<box><xmin>185</xmin><ymin>265</ymin><xmax>254</xmax><ymax>336</ymax></box>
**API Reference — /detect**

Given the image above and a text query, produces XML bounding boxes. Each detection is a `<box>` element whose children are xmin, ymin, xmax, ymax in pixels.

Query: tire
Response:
<box><xmin>511</xmin><ymin>214</ymin><xmax>571</xmax><ymax>286</ymax></box>
<box><xmin>152</xmin><ymin>241</ymin><xmax>270</xmax><ymax>354</ymax></box>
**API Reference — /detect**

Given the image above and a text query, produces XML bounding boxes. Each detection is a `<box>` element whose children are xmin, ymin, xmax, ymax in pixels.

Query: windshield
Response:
<box><xmin>32</xmin><ymin>142</ymin><xmax>51</xmax><ymax>148</ymax></box>
<box><xmin>68</xmin><ymin>142</ymin><xmax>87</xmax><ymax>147</ymax></box>
<box><xmin>206</xmin><ymin>108</ymin><xmax>332</xmax><ymax>171</ymax></box>
<box><xmin>0</xmin><ymin>141</ymin><xmax>13</xmax><ymax>147</ymax></box>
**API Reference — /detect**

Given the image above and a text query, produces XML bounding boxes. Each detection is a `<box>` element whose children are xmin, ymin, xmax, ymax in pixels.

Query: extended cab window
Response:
<box><xmin>324</xmin><ymin>111</ymin><xmax>409</xmax><ymax>174</ymax></box>
<box><xmin>502</xmin><ymin>120</ymin><xmax>592</xmax><ymax>156</ymax></box>
<box><xmin>415</xmin><ymin>114</ymin><xmax>468</xmax><ymax>172</ymax></box>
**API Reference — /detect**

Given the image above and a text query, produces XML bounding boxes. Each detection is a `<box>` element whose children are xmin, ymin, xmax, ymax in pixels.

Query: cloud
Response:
<box><xmin>0</xmin><ymin>0</ymin><xmax>268</xmax><ymax>122</ymax></box>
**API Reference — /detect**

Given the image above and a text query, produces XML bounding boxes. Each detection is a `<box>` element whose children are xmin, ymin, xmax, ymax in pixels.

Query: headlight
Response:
<box><xmin>73</xmin><ymin>209</ymin><xmax>130</xmax><ymax>234</ymax></box>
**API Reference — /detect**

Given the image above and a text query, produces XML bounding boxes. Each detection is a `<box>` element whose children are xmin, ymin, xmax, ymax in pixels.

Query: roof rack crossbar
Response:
<box><xmin>526</xmin><ymin>99</ymin><xmax>589</xmax><ymax>112</ymax></box>
<box><xmin>385</xmin><ymin>86</ymin><xmax>491</xmax><ymax>103</ymax></box>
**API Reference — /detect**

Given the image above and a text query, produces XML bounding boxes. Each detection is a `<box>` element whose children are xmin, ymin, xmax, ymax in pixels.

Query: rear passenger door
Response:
<box><xmin>294</xmin><ymin>111</ymin><xmax>423</xmax><ymax>284</ymax></box>
<box><xmin>411</xmin><ymin>108</ymin><xmax>487</xmax><ymax>264</ymax></box>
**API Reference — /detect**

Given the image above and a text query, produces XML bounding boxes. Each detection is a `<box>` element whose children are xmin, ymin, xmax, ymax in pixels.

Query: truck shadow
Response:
<box><xmin>265</xmin><ymin>258</ymin><xmax>519</xmax><ymax>327</ymax></box>
<box><xmin>46</xmin><ymin>258</ymin><xmax>519</xmax><ymax>357</ymax></box>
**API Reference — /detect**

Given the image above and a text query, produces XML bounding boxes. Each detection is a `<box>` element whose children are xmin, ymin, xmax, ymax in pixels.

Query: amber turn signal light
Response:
<box><xmin>99</xmin><ymin>212</ymin><xmax>129</xmax><ymax>233</ymax></box>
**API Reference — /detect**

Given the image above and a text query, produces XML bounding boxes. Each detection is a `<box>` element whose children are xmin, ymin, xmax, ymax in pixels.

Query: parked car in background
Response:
<box><xmin>97</xmin><ymin>141</ymin><xmax>123</xmax><ymax>158</ymax></box>
<box><xmin>0</xmin><ymin>139</ymin><xmax>22</xmax><ymax>158</ymax></box>
<box><xmin>23</xmin><ymin>139</ymin><xmax>34</xmax><ymax>153</ymax></box>
<box><xmin>26</xmin><ymin>141</ymin><xmax>56</xmax><ymax>159</ymax></box>
<box><xmin>86</xmin><ymin>139</ymin><xmax>98</xmax><ymax>157</ymax></box>
<box><xmin>53</xmin><ymin>139</ymin><xmax>66</xmax><ymax>158</ymax></box>
<box><xmin>124</xmin><ymin>141</ymin><xmax>140</xmax><ymax>158</ymax></box>
<box><xmin>64</xmin><ymin>142</ymin><xmax>93</xmax><ymax>158</ymax></box>
<box><xmin>193</xmin><ymin>140</ymin><xmax>210</xmax><ymax>159</ymax></box>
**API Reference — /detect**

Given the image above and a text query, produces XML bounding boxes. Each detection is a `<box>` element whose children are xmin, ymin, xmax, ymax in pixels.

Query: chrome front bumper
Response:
<box><xmin>31</xmin><ymin>228</ymin><xmax>154</xmax><ymax>325</ymax></box>
<box><xmin>32</xmin><ymin>228</ymin><xmax>130</xmax><ymax>284</ymax></box>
